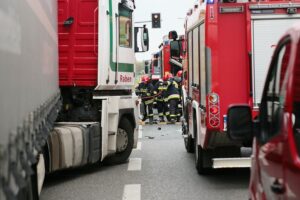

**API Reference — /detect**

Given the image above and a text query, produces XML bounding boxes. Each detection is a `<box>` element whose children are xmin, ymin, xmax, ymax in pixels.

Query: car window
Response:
<box><xmin>259</xmin><ymin>38</ymin><xmax>291</xmax><ymax>143</ymax></box>
<box><xmin>293</xmin><ymin>41</ymin><xmax>300</xmax><ymax>155</ymax></box>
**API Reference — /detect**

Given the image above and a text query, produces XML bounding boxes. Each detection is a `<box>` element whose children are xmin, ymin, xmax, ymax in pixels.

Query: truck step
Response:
<box><xmin>212</xmin><ymin>157</ymin><xmax>251</xmax><ymax>169</ymax></box>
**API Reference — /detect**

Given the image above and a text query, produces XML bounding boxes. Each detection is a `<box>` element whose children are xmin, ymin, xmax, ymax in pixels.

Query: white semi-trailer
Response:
<box><xmin>0</xmin><ymin>0</ymin><xmax>148</xmax><ymax>199</ymax></box>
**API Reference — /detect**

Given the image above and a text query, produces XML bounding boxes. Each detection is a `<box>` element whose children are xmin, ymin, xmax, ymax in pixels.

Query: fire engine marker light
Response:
<box><xmin>207</xmin><ymin>0</ymin><xmax>214</xmax><ymax>4</ymax></box>
<box><xmin>209</xmin><ymin>94</ymin><xmax>218</xmax><ymax>103</ymax></box>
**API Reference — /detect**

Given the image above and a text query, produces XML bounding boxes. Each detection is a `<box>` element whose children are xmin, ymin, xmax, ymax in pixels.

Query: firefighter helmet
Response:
<box><xmin>176</xmin><ymin>70</ymin><xmax>183</xmax><ymax>78</ymax></box>
<box><xmin>141</xmin><ymin>75</ymin><xmax>150</xmax><ymax>83</ymax></box>
<box><xmin>163</xmin><ymin>72</ymin><xmax>173</xmax><ymax>81</ymax></box>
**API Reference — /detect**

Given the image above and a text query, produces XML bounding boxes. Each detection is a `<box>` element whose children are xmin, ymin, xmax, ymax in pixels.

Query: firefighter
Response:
<box><xmin>154</xmin><ymin>78</ymin><xmax>167</xmax><ymax>122</ymax></box>
<box><xmin>163</xmin><ymin>73</ymin><xmax>171</xmax><ymax>122</ymax></box>
<box><xmin>175</xmin><ymin>70</ymin><xmax>183</xmax><ymax>122</ymax></box>
<box><xmin>164</xmin><ymin>73</ymin><xmax>180</xmax><ymax>124</ymax></box>
<box><xmin>136</xmin><ymin>75</ymin><xmax>155</xmax><ymax>124</ymax></box>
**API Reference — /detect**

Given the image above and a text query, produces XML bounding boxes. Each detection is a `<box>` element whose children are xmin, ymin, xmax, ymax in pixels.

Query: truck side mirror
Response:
<box><xmin>227</xmin><ymin>105</ymin><xmax>253</xmax><ymax>142</ymax></box>
<box><xmin>134</xmin><ymin>26</ymin><xmax>149</xmax><ymax>53</ymax></box>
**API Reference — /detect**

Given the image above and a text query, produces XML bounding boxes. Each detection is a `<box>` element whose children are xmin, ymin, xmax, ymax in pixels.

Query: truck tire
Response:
<box><xmin>103</xmin><ymin>118</ymin><xmax>134</xmax><ymax>165</ymax></box>
<box><xmin>183</xmin><ymin>109</ymin><xmax>194</xmax><ymax>153</ymax></box>
<box><xmin>184</xmin><ymin>134</ymin><xmax>194</xmax><ymax>153</ymax></box>
<box><xmin>194</xmin><ymin>116</ymin><xmax>210</xmax><ymax>175</ymax></box>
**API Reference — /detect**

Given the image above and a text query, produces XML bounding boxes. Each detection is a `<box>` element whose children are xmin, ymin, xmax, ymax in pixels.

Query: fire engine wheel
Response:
<box><xmin>193</xmin><ymin>116</ymin><xmax>210</xmax><ymax>175</ymax></box>
<box><xmin>103</xmin><ymin>118</ymin><xmax>134</xmax><ymax>165</ymax></box>
<box><xmin>184</xmin><ymin>134</ymin><xmax>194</xmax><ymax>153</ymax></box>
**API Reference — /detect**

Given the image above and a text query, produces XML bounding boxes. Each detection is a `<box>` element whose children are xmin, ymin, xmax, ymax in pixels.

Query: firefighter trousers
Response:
<box><xmin>169</xmin><ymin>98</ymin><xmax>179</xmax><ymax>121</ymax></box>
<box><xmin>164</xmin><ymin>100</ymin><xmax>170</xmax><ymax>121</ymax></box>
<box><xmin>177</xmin><ymin>99</ymin><xmax>183</xmax><ymax>120</ymax></box>
<box><xmin>142</xmin><ymin>100</ymin><xmax>153</xmax><ymax>121</ymax></box>
<box><xmin>157</xmin><ymin>100</ymin><xmax>165</xmax><ymax>117</ymax></box>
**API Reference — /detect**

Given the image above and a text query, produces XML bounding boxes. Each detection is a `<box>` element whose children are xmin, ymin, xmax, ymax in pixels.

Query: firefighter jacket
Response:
<box><xmin>154</xmin><ymin>80</ymin><xmax>167</xmax><ymax>102</ymax></box>
<box><xmin>165</xmin><ymin>78</ymin><xmax>180</xmax><ymax>101</ymax></box>
<box><xmin>136</xmin><ymin>82</ymin><xmax>155</xmax><ymax>104</ymax></box>
<box><xmin>174</xmin><ymin>76</ymin><xmax>182</xmax><ymax>97</ymax></box>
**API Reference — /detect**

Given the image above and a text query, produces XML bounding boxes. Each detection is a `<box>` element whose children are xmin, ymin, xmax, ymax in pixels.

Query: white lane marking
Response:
<box><xmin>128</xmin><ymin>158</ymin><xmax>142</xmax><ymax>171</ymax></box>
<box><xmin>134</xmin><ymin>141</ymin><xmax>142</xmax><ymax>151</ymax></box>
<box><xmin>122</xmin><ymin>184</ymin><xmax>141</xmax><ymax>200</ymax></box>
<box><xmin>138</xmin><ymin>128</ymin><xmax>143</xmax><ymax>139</ymax></box>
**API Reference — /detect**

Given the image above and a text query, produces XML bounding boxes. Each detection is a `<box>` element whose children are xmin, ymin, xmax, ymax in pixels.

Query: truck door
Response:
<box><xmin>256</xmin><ymin>37</ymin><xmax>291</xmax><ymax>199</ymax></box>
<box><xmin>58</xmin><ymin>0</ymin><xmax>98</xmax><ymax>86</ymax></box>
<box><xmin>114</xmin><ymin>4</ymin><xmax>135</xmax><ymax>85</ymax></box>
<box><xmin>191</xmin><ymin>26</ymin><xmax>200</xmax><ymax>104</ymax></box>
<box><xmin>187</xmin><ymin>30</ymin><xmax>194</xmax><ymax>133</ymax></box>
<box><xmin>284</xmin><ymin>39</ymin><xmax>300</xmax><ymax>200</ymax></box>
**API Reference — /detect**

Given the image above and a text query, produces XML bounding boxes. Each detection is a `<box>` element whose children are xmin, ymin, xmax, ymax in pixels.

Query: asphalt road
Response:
<box><xmin>40</xmin><ymin>124</ymin><xmax>250</xmax><ymax>200</ymax></box>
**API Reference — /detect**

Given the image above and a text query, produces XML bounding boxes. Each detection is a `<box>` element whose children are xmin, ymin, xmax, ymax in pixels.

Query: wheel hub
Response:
<box><xmin>116</xmin><ymin>128</ymin><xmax>128</xmax><ymax>152</ymax></box>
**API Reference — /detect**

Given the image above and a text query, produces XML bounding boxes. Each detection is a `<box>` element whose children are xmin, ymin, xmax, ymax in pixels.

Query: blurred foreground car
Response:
<box><xmin>227</xmin><ymin>23</ymin><xmax>300</xmax><ymax>200</ymax></box>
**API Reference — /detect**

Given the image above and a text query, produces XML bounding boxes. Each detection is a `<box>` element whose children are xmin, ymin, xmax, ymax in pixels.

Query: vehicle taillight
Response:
<box><xmin>209</xmin><ymin>118</ymin><xmax>220</xmax><ymax>127</ymax></box>
<box><xmin>208</xmin><ymin>93</ymin><xmax>220</xmax><ymax>128</ymax></box>
<box><xmin>209</xmin><ymin>93</ymin><xmax>218</xmax><ymax>104</ymax></box>
<box><xmin>209</xmin><ymin>106</ymin><xmax>219</xmax><ymax>115</ymax></box>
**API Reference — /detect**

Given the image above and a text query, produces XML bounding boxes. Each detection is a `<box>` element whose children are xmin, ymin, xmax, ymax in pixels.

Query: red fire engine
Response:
<box><xmin>175</xmin><ymin>0</ymin><xmax>300</xmax><ymax>174</ymax></box>
<box><xmin>160</xmin><ymin>35</ymin><xmax>171</xmax><ymax>78</ymax></box>
<box><xmin>150</xmin><ymin>34</ymin><xmax>186</xmax><ymax>82</ymax></box>
<box><xmin>150</xmin><ymin>52</ymin><xmax>162</xmax><ymax>83</ymax></box>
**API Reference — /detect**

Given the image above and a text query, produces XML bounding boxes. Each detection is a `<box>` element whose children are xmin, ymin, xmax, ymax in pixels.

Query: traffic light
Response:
<box><xmin>151</xmin><ymin>13</ymin><xmax>161</xmax><ymax>28</ymax></box>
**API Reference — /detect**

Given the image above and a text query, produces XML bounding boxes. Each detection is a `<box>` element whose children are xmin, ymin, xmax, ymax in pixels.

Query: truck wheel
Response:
<box><xmin>103</xmin><ymin>118</ymin><xmax>134</xmax><ymax>165</ymax></box>
<box><xmin>183</xmin><ymin>109</ymin><xmax>194</xmax><ymax>153</ymax></box>
<box><xmin>184</xmin><ymin>134</ymin><xmax>194</xmax><ymax>153</ymax></box>
<box><xmin>194</xmin><ymin>116</ymin><xmax>210</xmax><ymax>175</ymax></box>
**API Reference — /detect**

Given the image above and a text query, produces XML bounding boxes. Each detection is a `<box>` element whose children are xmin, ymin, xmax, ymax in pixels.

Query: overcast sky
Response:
<box><xmin>134</xmin><ymin>0</ymin><xmax>196</xmax><ymax>61</ymax></box>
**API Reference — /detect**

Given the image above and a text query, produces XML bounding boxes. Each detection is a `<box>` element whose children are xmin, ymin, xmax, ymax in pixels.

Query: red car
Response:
<box><xmin>227</xmin><ymin>23</ymin><xmax>300</xmax><ymax>200</ymax></box>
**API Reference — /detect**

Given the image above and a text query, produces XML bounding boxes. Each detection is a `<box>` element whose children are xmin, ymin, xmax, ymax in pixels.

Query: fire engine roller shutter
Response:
<box><xmin>251</xmin><ymin>16</ymin><xmax>300</xmax><ymax>106</ymax></box>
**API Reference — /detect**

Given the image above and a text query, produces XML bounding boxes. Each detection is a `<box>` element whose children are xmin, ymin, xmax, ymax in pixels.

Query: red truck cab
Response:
<box><xmin>227</xmin><ymin>23</ymin><xmax>300</xmax><ymax>200</ymax></box>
